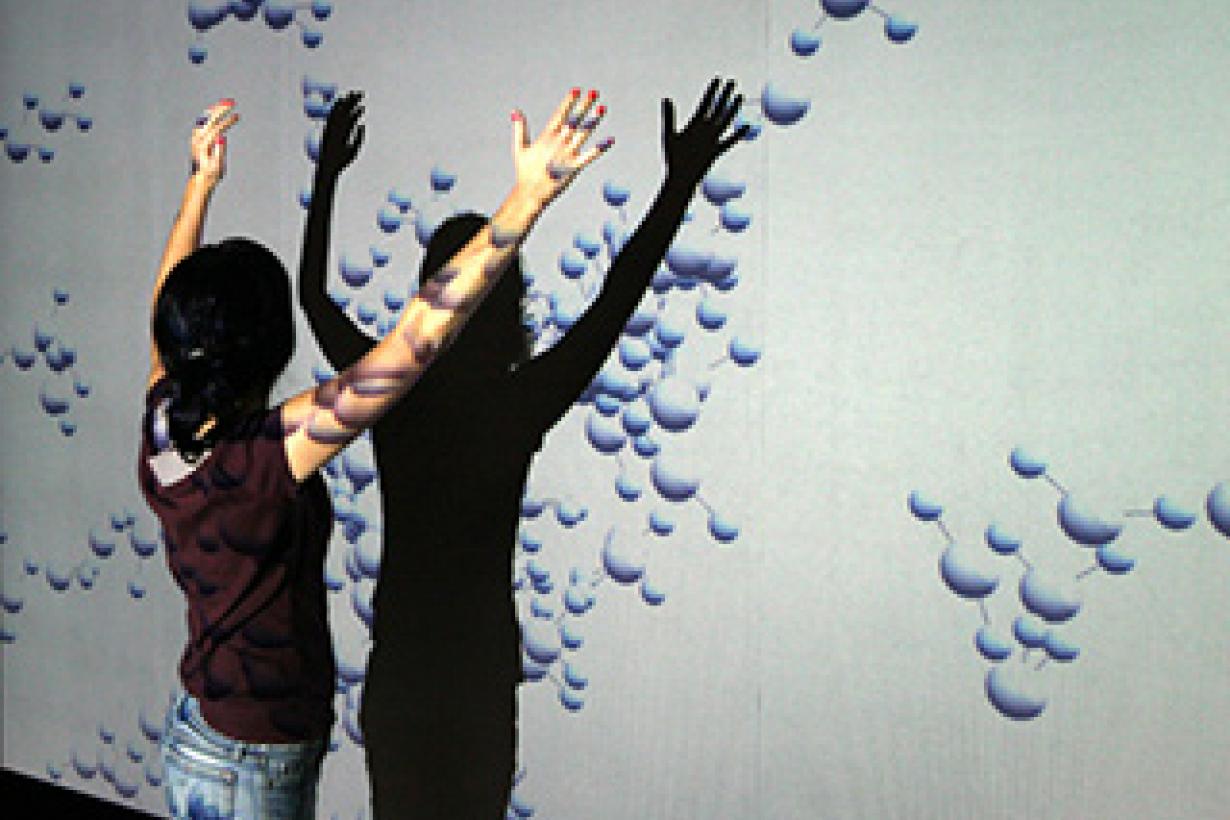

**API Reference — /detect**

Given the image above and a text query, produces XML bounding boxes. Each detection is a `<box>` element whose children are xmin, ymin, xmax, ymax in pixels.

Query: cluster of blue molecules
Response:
<box><xmin>749</xmin><ymin>0</ymin><xmax>918</xmax><ymax>131</ymax></box>
<box><xmin>186</xmin><ymin>0</ymin><xmax>334</xmax><ymax>64</ymax></box>
<box><xmin>909</xmin><ymin>447</ymin><xmax>1229</xmax><ymax>721</ymax></box>
<box><xmin>2</xmin><ymin>508</ymin><xmax>161</xmax><ymax>646</ymax></box>
<box><xmin>789</xmin><ymin>0</ymin><xmax>917</xmax><ymax>58</ymax></box>
<box><xmin>1</xmin><ymin>286</ymin><xmax>92</xmax><ymax>437</ymax></box>
<box><xmin>44</xmin><ymin>707</ymin><xmax>167</xmax><ymax>804</ymax></box>
<box><xmin>0</xmin><ymin>84</ymin><xmax>92</xmax><ymax>165</ymax></box>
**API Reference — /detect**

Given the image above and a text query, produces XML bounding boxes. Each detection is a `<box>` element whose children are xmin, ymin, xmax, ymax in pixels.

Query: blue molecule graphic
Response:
<box><xmin>1012</xmin><ymin>615</ymin><xmax>1048</xmax><ymax>650</ymax></box>
<box><xmin>789</xmin><ymin>28</ymin><xmax>822</xmax><ymax>57</ymax></box>
<box><xmin>884</xmin><ymin>16</ymin><xmax>918</xmax><ymax>43</ymax></box>
<box><xmin>429</xmin><ymin>165</ymin><xmax>457</xmax><ymax>193</ymax></box>
<box><xmin>701</xmin><ymin>176</ymin><xmax>746</xmax><ymax>206</ymax></box>
<box><xmin>1009</xmin><ymin>447</ymin><xmax>1047</xmax><ymax>479</ymax></box>
<box><xmin>648</xmin><ymin>507</ymin><xmax>675</xmax><ymax>536</ymax></box>
<box><xmin>601</xmin><ymin>526</ymin><xmax>647</xmax><ymax>584</ymax></box>
<box><xmin>974</xmin><ymin>624</ymin><xmax>1014</xmax><ymax>662</ymax></box>
<box><xmin>647</xmin><ymin>377</ymin><xmax>701</xmax><ymax>433</ymax></box>
<box><xmin>1057</xmin><ymin>494</ymin><xmax>1123</xmax><ymax>547</ymax></box>
<box><xmin>759</xmin><ymin>83</ymin><xmax>811</xmax><ymax>127</ymax></box>
<box><xmin>1042</xmin><ymin>631</ymin><xmax>1080</xmax><ymax>663</ymax></box>
<box><xmin>1206</xmin><ymin>482</ymin><xmax>1230</xmax><ymax>538</ymax></box>
<box><xmin>790</xmin><ymin>1</ymin><xmax>918</xmax><ymax>48</ymax></box>
<box><xmin>1152</xmin><ymin>495</ymin><xmax>1196</xmax><ymax>531</ymax></box>
<box><xmin>984</xmin><ymin>523</ymin><xmax>1020</xmax><ymax>555</ymax></box>
<box><xmin>696</xmin><ymin>298</ymin><xmax>728</xmax><ymax>331</ymax></box>
<box><xmin>728</xmin><ymin>336</ymin><xmax>762</xmax><ymax>367</ymax></box>
<box><xmin>585</xmin><ymin>412</ymin><xmax>627</xmax><ymax>455</ymax></box>
<box><xmin>985</xmin><ymin>665</ymin><xmax>1047</xmax><ymax>721</ymax></box>
<box><xmin>708</xmin><ymin>511</ymin><xmax>739</xmax><ymax>543</ymax></box>
<box><xmin>911</xmin><ymin>445</ymin><xmax>1218</xmax><ymax>721</ymax></box>
<box><xmin>719</xmin><ymin>203</ymin><xmax>752</xmax><ymax>233</ymax></box>
<box><xmin>186</xmin><ymin>0</ymin><xmax>335</xmax><ymax>64</ymax></box>
<box><xmin>1019</xmin><ymin>568</ymin><xmax>1081</xmax><ymax>624</ymax></box>
<box><xmin>823</xmin><ymin>0</ymin><xmax>870</xmax><ymax>18</ymax></box>
<box><xmin>938</xmin><ymin>544</ymin><xmax>999</xmax><ymax>599</ymax></box>
<box><xmin>640</xmin><ymin>576</ymin><xmax>667</xmax><ymax>606</ymax></box>
<box><xmin>615</xmin><ymin>473</ymin><xmax>643</xmax><ymax>503</ymax></box>
<box><xmin>650</xmin><ymin>450</ymin><xmax>700</xmax><ymax>502</ymax></box>
<box><xmin>907</xmin><ymin>490</ymin><xmax>942</xmax><ymax>522</ymax></box>
<box><xmin>522</xmin><ymin>617</ymin><xmax>562</xmax><ymax>666</ymax></box>
<box><xmin>1095</xmin><ymin>541</ymin><xmax>1136</xmax><ymax>575</ymax></box>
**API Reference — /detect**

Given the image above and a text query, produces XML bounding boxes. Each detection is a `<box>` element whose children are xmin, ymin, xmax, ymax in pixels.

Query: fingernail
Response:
<box><xmin>599</xmin><ymin>137</ymin><xmax>614</xmax><ymax>151</ymax></box>
<box><xmin>569</xmin><ymin>87</ymin><xmax>580</xmax><ymax>98</ymax></box>
<box><xmin>511</xmin><ymin>110</ymin><xmax>523</xmax><ymax>121</ymax></box>
<box><xmin>216</xmin><ymin>136</ymin><xmax>226</xmax><ymax>145</ymax></box>
<box><xmin>219</xmin><ymin>98</ymin><xmax>235</xmax><ymax>106</ymax></box>
<box><xmin>587</xmin><ymin>89</ymin><xmax>598</xmax><ymax>101</ymax></box>
<box><xmin>597</xmin><ymin>105</ymin><xmax>606</xmax><ymax>116</ymax></box>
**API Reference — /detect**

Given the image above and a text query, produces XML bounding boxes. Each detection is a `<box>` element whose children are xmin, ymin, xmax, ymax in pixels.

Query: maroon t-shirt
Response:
<box><xmin>139</xmin><ymin>381</ymin><xmax>335</xmax><ymax>742</ymax></box>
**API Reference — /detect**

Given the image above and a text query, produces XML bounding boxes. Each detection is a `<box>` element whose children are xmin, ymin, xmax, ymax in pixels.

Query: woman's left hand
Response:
<box><xmin>191</xmin><ymin>99</ymin><xmax>239</xmax><ymax>188</ymax></box>
<box><xmin>511</xmin><ymin>88</ymin><xmax>610</xmax><ymax>208</ymax></box>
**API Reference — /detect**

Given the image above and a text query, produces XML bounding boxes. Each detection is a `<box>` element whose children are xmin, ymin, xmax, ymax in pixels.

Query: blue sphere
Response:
<box><xmin>822</xmin><ymin>0</ymin><xmax>870</xmax><ymax>19</ymax></box>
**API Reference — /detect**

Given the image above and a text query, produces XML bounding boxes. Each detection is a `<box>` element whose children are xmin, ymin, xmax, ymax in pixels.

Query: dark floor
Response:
<box><xmin>2</xmin><ymin>769</ymin><xmax>157</xmax><ymax>817</ymax></box>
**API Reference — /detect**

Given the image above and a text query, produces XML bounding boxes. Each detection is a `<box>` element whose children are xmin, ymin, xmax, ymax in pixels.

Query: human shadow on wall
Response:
<box><xmin>300</xmin><ymin>80</ymin><xmax>748</xmax><ymax>818</ymax></box>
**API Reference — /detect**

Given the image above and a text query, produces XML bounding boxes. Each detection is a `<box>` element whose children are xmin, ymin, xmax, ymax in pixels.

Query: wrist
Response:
<box><xmin>496</xmin><ymin>183</ymin><xmax>549</xmax><ymax>232</ymax></box>
<box><xmin>186</xmin><ymin>173</ymin><xmax>218</xmax><ymax>198</ymax></box>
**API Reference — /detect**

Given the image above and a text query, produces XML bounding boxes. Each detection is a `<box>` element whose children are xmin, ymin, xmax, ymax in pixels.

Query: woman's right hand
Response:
<box><xmin>190</xmin><ymin>99</ymin><xmax>239</xmax><ymax>189</ymax></box>
<box><xmin>511</xmin><ymin>88</ymin><xmax>610</xmax><ymax>208</ymax></box>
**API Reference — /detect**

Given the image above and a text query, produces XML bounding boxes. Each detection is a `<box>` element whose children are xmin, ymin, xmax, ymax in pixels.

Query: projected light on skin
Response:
<box><xmin>908</xmin><ymin>447</ymin><xmax>1222</xmax><ymax>720</ymax></box>
<box><xmin>185</xmin><ymin>0</ymin><xmax>334</xmax><ymax>64</ymax></box>
<box><xmin>0</xmin><ymin>84</ymin><xmax>92</xmax><ymax>165</ymax></box>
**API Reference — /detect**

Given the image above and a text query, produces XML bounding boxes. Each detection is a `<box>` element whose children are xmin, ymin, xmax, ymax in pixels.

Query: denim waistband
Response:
<box><xmin>168</xmin><ymin>691</ymin><xmax>323</xmax><ymax>764</ymax></box>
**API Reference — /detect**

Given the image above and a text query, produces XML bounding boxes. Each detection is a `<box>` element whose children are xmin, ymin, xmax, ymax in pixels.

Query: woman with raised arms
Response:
<box><xmin>138</xmin><ymin>89</ymin><xmax>608</xmax><ymax>819</ymax></box>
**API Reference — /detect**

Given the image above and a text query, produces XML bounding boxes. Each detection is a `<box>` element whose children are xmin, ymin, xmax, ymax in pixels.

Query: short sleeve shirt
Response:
<box><xmin>138</xmin><ymin>381</ymin><xmax>335</xmax><ymax>742</ymax></box>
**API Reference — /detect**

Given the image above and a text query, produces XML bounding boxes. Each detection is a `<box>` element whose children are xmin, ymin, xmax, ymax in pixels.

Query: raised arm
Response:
<box><xmin>516</xmin><ymin>78</ymin><xmax>749</xmax><ymax>431</ymax></box>
<box><xmin>280</xmin><ymin>89</ymin><xmax>610</xmax><ymax>482</ymax></box>
<box><xmin>147</xmin><ymin>100</ymin><xmax>239</xmax><ymax>391</ymax></box>
<box><xmin>299</xmin><ymin>91</ymin><xmax>374</xmax><ymax>372</ymax></box>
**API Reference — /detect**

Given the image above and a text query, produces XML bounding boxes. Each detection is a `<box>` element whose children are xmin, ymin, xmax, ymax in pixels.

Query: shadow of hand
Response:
<box><xmin>662</xmin><ymin>78</ymin><xmax>750</xmax><ymax>187</ymax></box>
<box><xmin>318</xmin><ymin>90</ymin><xmax>365</xmax><ymax>180</ymax></box>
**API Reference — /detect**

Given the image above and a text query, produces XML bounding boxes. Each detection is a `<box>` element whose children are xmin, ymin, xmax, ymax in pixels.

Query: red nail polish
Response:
<box><xmin>511</xmin><ymin>110</ymin><xmax>522</xmax><ymax>121</ymax></box>
<box><xmin>216</xmin><ymin>136</ymin><xmax>226</xmax><ymax>145</ymax></box>
<box><xmin>587</xmin><ymin>89</ymin><xmax>598</xmax><ymax>101</ymax></box>
<box><xmin>597</xmin><ymin>105</ymin><xmax>607</xmax><ymax>116</ymax></box>
<box><xmin>569</xmin><ymin>87</ymin><xmax>580</xmax><ymax>98</ymax></box>
<box><xmin>219</xmin><ymin>98</ymin><xmax>235</xmax><ymax>106</ymax></box>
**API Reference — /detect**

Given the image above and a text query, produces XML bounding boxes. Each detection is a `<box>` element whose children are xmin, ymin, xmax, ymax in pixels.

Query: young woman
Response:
<box><xmin>140</xmin><ymin>89</ymin><xmax>608</xmax><ymax>819</ymax></box>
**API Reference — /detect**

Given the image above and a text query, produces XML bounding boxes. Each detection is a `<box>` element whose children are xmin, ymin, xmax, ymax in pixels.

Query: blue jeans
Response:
<box><xmin>161</xmin><ymin>692</ymin><xmax>325</xmax><ymax>819</ymax></box>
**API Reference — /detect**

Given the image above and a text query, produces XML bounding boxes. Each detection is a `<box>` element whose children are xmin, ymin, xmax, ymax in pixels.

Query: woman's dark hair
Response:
<box><xmin>419</xmin><ymin>213</ymin><xmax>530</xmax><ymax>368</ymax></box>
<box><xmin>153</xmin><ymin>237</ymin><xmax>294</xmax><ymax>460</ymax></box>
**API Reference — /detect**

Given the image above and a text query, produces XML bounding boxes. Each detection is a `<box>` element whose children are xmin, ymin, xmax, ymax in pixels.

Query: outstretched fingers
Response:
<box><xmin>512</xmin><ymin>87</ymin><xmax>611</xmax><ymax>202</ymax></box>
<box><xmin>544</xmin><ymin>87</ymin><xmax>582</xmax><ymax>135</ymax></box>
